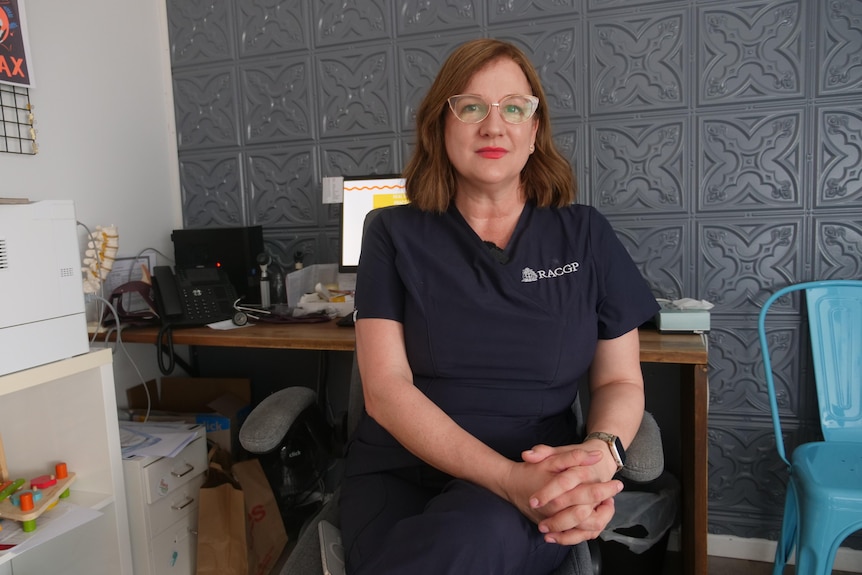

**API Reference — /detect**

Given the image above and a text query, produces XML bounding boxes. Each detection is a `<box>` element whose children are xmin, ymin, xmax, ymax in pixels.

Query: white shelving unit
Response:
<box><xmin>0</xmin><ymin>348</ymin><xmax>133</xmax><ymax>575</ymax></box>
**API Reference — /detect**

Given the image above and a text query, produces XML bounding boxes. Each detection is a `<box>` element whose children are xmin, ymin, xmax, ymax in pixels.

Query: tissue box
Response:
<box><xmin>655</xmin><ymin>308</ymin><xmax>710</xmax><ymax>333</ymax></box>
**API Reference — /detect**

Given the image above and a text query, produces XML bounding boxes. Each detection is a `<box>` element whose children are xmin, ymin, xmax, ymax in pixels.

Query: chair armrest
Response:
<box><xmin>239</xmin><ymin>386</ymin><xmax>317</xmax><ymax>454</ymax></box>
<box><xmin>620</xmin><ymin>411</ymin><xmax>664</xmax><ymax>484</ymax></box>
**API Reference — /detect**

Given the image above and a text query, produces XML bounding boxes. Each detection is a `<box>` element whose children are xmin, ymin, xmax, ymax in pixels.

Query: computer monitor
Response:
<box><xmin>339</xmin><ymin>174</ymin><xmax>407</xmax><ymax>272</ymax></box>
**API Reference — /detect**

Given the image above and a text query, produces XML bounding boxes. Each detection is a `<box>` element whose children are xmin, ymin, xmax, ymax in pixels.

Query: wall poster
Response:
<box><xmin>0</xmin><ymin>0</ymin><xmax>34</xmax><ymax>88</ymax></box>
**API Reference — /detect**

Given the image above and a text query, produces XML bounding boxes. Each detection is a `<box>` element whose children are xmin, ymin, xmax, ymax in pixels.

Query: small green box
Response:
<box><xmin>655</xmin><ymin>308</ymin><xmax>710</xmax><ymax>333</ymax></box>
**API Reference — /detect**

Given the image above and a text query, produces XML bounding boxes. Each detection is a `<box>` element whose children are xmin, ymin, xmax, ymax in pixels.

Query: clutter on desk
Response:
<box><xmin>230</xmin><ymin>301</ymin><xmax>332</xmax><ymax>327</ymax></box>
<box><xmin>286</xmin><ymin>263</ymin><xmax>355</xmax><ymax>317</ymax></box>
<box><xmin>654</xmin><ymin>298</ymin><xmax>713</xmax><ymax>333</ymax></box>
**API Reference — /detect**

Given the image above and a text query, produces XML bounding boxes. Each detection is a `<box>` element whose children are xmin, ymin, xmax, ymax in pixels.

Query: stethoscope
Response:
<box><xmin>231</xmin><ymin>298</ymin><xmax>271</xmax><ymax>326</ymax></box>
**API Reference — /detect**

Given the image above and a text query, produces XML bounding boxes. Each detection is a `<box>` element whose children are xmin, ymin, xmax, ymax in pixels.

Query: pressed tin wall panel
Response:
<box><xmin>611</xmin><ymin>218</ymin><xmax>688</xmax><ymax>301</ymax></box>
<box><xmin>816</xmin><ymin>102</ymin><xmax>862</xmax><ymax>207</ymax></box>
<box><xmin>396</xmin><ymin>2</ymin><xmax>480</xmax><ymax>35</ymax></box>
<box><xmin>240</xmin><ymin>56</ymin><xmax>315</xmax><ymax>144</ymax></box>
<box><xmin>698</xmin><ymin>217</ymin><xmax>805</xmax><ymax>315</ymax></box>
<box><xmin>588</xmin><ymin>9</ymin><xmax>687</xmax><ymax>115</ymax></box>
<box><xmin>815</xmin><ymin>217</ymin><xmax>862</xmax><ymax>278</ymax></box>
<box><xmin>165</xmin><ymin>0</ymin><xmax>862</xmax><ymax>546</ymax></box>
<box><xmin>316</xmin><ymin>45</ymin><xmax>398</xmax><ymax>139</ymax></box>
<box><xmin>697</xmin><ymin>1</ymin><xmax>804</xmax><ymax>106</ymax></box>
<box><xmin>591</xmin><ymin>116</ymin><xmax>688</xmax><ymax>213</ymax></box>
<box><xmin>818</xmin><ymin>0</ymin><xmax>862</xmax><ymax>96</ymax></box>
<box><xmin>495</xmin><ymin>25</ymin><xmax>583</xmax><ymax>119</ymax></box>
<box><xmin>237</xmin><ymin>0</ymin><xmax>308</xmax><ymax>57</ymax></box>
<box><xmin>698</xmin><ymin>108</ymin><xmax>804</xmax><ymax>212</ymax></box>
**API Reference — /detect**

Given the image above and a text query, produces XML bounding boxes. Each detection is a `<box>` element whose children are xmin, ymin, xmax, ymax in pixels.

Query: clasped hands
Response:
<box><xmin>504</xmin><ymin>444</ymin><xmax>622</xmax><ymax>546</ymax></box>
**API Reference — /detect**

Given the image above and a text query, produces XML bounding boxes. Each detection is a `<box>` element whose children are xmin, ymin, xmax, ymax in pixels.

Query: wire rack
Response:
<box><xmin>0</xmin><ymin>84</ymin><xmax>37</xmax><ymax>155</ymax></box>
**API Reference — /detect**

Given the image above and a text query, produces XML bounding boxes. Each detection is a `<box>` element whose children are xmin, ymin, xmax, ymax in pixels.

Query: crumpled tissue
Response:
<box><xmin>657</xmin><ymin>298</ymin><xmax>714</xmax><ymax>310</ymax></box>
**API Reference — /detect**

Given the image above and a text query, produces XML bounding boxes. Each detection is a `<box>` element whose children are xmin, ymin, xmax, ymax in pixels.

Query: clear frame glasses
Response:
<box><xmin>447</xmin><ymin>94</ymin><xmax>539</xmax><ymax>125</ymax></box>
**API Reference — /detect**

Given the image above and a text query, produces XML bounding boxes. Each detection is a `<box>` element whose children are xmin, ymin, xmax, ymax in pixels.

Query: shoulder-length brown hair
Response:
<box><xmin>403</xmin><ymin>38</ymin><xmax>577</xmax><ymax>213</ymax></box>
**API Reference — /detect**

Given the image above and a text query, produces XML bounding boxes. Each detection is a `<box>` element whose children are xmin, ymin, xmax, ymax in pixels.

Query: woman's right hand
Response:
<box><xmin>502</xmin><ymin>445</ymin><xmax>623</xmax><ymax>544</ymax></box>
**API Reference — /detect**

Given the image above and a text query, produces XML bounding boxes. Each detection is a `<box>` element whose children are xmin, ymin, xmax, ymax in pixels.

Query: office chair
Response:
<box><xmin>758</xmin><ymin>280</ymin><xmax>862</xmax><ymax>575</ymax></box>
<box><xmin>240</xmin><ymin>354</ymin><xmax>666</xmax><ymax>575</ymax></box>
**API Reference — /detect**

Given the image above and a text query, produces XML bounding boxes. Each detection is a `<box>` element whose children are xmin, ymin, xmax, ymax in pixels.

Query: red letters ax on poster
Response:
<box><xmin>0</xmin><ymin>55</ymin><xmax>25</xmax><ymax>78</ymax></box>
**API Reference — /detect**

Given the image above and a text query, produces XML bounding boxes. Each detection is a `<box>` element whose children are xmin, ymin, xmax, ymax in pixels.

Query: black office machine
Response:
<box><xmin>171</xmin><ymin>226</ymin><xmax>264</xmax><ymax>304</ymax></box>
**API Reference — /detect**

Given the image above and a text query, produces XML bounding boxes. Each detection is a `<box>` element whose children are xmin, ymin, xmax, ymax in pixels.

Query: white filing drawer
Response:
<box><xmin>124</xmin><ymin>425</ymin><xmax>208</xmax><ymax>575</ymax></box>
<box><xmin>148</xmin><ymin>473</ymin><xmax>205</xmax><ymax>539</ymax></box>
<box><xmin>141</xmin><ymin>436</ymin><xmax>208</xmax><ymax>504</ymax></box>
<box><xmin>150</xmin><ymin>513</ymin><xmax>199</xmax><ymax>574</ymax></box>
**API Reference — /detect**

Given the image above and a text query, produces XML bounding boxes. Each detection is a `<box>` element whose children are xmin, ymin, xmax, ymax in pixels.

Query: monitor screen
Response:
<box><xmin>339</xmin><ymin>174</ymin><xmax>408</xmax><ymax>272</ymax></box>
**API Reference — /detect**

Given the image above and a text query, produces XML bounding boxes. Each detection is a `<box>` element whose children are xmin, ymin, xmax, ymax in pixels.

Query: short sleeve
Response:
<box><xmin>354</xmin><ymin>207</ymin><xmax>405</xmax><ymax>322</ymax></box>
<box><xmin>590</xmin><ymin>209</ymin><xmax>660</xmax><ymax>339</ymax></box>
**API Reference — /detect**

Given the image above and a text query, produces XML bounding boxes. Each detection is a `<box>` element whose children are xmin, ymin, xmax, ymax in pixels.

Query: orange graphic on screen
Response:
<box><xmin>344</xmin><ymin>184</ymin><xmax>406</xmax><ymax>192</ymax></box>
<box><xmin>0</xmin><ymin>0</ymin><xmax>32</xmax><ymax>87</ymax></box>
<box><xmin>0</xmin><ymin>7</ymin><xmax>9</xmax><ymax>44</ymax></box>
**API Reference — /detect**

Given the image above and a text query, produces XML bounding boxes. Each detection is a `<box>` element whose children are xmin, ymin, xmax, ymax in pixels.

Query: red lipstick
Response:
<box><xmin>477</xmin><ymin>147</ymin><xmax>507</xmax><ymax>159</ymax></box>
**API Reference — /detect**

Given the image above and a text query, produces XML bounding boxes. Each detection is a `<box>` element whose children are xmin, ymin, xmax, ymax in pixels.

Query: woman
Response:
<box><xmin>340</xmin><ymin>38</ymin><xmax>659</xmax><ymax>574</ymax></box>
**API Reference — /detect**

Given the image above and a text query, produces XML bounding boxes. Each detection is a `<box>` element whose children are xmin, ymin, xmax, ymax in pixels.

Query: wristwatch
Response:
<box><xmin>585</xmin><ymin>431</ymin><xmax>626</xmax><ymax>473</ymax></box>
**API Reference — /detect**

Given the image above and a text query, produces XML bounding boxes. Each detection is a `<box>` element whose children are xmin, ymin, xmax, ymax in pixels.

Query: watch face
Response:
<box><xmin>613</xmin><ymin>436</ymin><xmax>626</xmax><ymax>465</ymax></box>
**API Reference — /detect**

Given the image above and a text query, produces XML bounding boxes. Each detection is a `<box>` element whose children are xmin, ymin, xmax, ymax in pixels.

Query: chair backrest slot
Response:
<box><xmin>805</xmin><ymin>284</ymin><xmax>862</xmax><ymax>442</ymax></box>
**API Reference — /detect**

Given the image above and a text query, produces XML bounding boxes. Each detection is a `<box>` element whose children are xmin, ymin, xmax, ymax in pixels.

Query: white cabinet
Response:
<box><xmin>123</xmin><ymin>426</ymin><xmax>208</xmax><ymax>575</ymax></box>
<box><xmin>0</xmin><ymin>348</ymin><xmax>133</xmax><ymax>575</ymax></box>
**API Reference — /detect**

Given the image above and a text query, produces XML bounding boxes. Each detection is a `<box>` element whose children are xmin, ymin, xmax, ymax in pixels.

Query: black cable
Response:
<box><xmin>156</xmin><ymin>323</ymin><xmax>175</xmax><ymax>375</ymax></box>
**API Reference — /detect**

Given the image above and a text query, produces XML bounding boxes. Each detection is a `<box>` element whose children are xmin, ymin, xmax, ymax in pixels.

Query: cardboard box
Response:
<box><xmin>126</xmin><ymin>377</ymin><xmax>251</xmax><ymax>454</ymax></box>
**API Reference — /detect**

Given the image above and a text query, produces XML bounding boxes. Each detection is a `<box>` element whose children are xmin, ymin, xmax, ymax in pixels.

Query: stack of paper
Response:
<box><xmin>119</xmin><ymin>421</ymin><xmax>199</xmax><ymax>459</ymax></box>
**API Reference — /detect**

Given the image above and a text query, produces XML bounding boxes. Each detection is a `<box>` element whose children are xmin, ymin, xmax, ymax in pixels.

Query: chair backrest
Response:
<box><xmin>758</xmin><ymin>280</ymin><xmax>862</xmax><ymax>464</ymax></box>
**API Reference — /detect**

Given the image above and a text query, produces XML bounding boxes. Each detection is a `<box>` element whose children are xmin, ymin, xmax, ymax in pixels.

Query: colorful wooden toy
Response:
<box><xmin>0</xmin><ymin>436</ymin><xmax>75</xmax><ymax>533</ymax></box>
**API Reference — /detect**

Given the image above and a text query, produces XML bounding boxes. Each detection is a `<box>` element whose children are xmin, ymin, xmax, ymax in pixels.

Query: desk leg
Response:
<box><xmin>680</xmin><ymin>363</ymin><xmax>709</xmax><ymax>575</ymax></box>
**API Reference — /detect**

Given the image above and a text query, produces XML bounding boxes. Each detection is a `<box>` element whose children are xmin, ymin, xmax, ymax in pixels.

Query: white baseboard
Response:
<box><xmin>707</xmin><ymin>533</ymin><xmax>862</xmax><ymax>573</ymax></box>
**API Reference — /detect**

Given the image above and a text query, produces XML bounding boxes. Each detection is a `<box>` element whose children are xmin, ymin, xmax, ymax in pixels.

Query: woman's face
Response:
<box><xmin>444</xmin><ymin>57</ymin><xmax>539</xmax><ymax>195</ymax></box>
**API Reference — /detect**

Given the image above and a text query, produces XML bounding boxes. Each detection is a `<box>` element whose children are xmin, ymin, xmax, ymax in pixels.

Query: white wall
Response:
<box><xmin>1</xmin><ymin>0</ymin><xmax>184</xmax><ymax>397</ymax></box>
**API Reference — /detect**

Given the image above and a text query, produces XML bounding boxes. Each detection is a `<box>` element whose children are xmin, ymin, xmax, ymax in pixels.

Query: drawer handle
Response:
<box><xmin>171</xmin><ymin>496</ymin><xmax>195</xmax><ymax>511</ymax></box>
<box><xmin>171</xmin><ymin>463</ymin><xmax>195</xmax><ymax>478</ymax></box>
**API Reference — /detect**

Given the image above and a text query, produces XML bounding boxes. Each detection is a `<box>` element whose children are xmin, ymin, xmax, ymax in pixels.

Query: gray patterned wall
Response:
<box><xmin>165</xmin><ymin>0</ymin><xmax>862</xmax><ymax>546</ymax></box>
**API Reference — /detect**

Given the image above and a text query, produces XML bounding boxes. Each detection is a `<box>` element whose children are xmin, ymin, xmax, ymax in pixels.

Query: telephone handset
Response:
<box><xmin>152</xmin><ymin>265</ymin><xmax>237</xmax><ymax>326</ymax></box>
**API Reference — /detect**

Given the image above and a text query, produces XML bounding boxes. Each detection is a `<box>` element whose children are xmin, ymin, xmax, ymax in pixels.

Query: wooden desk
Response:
<box><xmin>118</xmin><ymin>321</ymin><xmax>357</xmax><ymax>352</ymax></box>
<box><xmin>118</xmin><ymin>323</ymin><xmax>709</xmax><ymax>574</ymax></box>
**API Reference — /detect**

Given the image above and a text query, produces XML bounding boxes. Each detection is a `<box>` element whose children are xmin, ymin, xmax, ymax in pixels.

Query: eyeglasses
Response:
<box><xmin>447</xmin><ymin>94</ymin><xmax>539</xmax><ymax>125</ymax></box>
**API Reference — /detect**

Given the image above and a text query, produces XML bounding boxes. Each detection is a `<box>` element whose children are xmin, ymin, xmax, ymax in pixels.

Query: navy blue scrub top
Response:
<box><xmin>347</xmin><ymin>201</ymin><xmax>659</xmax><ymax>476</ymax></box>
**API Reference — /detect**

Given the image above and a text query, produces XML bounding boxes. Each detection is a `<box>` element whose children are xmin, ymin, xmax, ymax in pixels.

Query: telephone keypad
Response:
<box><xmin>180</xmin><ymin>286</ymin><xmax>231</xmax><ymax>322</ymax></box>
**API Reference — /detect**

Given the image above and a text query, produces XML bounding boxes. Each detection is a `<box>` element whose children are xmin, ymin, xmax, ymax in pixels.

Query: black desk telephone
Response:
<box><xmin>152</xmin><ymin>265</ymin><xmax>237</xmax><ymax>326</ymax></box>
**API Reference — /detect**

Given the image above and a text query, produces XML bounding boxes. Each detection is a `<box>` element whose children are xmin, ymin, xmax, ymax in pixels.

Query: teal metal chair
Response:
<box><xmin>758</xmin><ymin>280</ymin><xmax>862</xmax><ymax>575</ymax></box>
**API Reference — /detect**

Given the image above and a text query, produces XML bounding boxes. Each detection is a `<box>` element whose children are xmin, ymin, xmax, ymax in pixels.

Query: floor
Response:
<box><xmin>272</xmin><ymin>546</ymin><xmax>859</xmax><ymax>574</ymax></box>
<box><xmin>271</xmin><ymin>528</ymin><xmax>859</xmax><ymax>575</ymax></box>
<box><xmin>661</xmin><ymin>551</ymin><xmax>858</xmax><ymax>574</ymax></box>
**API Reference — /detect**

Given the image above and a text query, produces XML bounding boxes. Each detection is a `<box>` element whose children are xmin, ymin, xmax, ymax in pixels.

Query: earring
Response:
<box><xmin>529</xmin><ymin>143</ymin><xmax>535</xmax><ymax>153</ymax></box>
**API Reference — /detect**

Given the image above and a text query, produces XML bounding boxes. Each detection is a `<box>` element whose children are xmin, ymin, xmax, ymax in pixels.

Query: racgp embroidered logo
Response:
<box><xmin>521</xmin><ymin>261</ymin><xmax>580</xmax><ymax>283</ymax></box>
